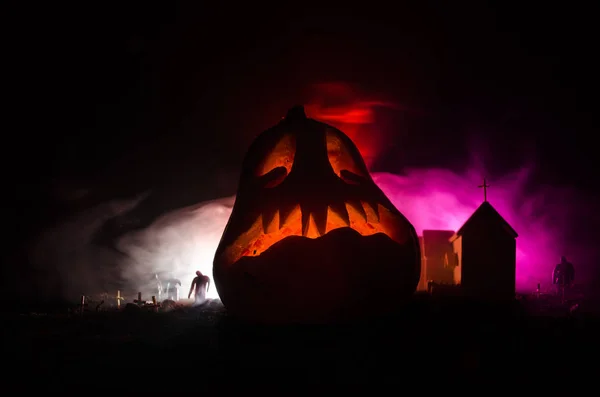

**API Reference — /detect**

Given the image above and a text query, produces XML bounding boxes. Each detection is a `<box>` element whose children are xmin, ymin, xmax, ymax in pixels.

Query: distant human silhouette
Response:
<box><xmin>155</xmin><ymin>274</ymin><xmax>163</xmax><ymax>300</ymax></box>
<box><xmin>188</xmin><ymin>271</ymin><xmax>210</xmax><ymax>305</ymax></box>
<box><xmin>553</xmin><ymin>256</ymin><xmax>575</xmax><ymax>300</ymax></box>
<box><xmin>165</xmin><ymin>275</ymin><xmax>182</xmax><ymax>301</ymax></box>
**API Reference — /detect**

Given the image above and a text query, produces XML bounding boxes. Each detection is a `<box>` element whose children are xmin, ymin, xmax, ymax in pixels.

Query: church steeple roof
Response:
<box><xmin>449</xmin><ymin>201</ymin><xmax>518</xmax><ymax>242</ymax></box>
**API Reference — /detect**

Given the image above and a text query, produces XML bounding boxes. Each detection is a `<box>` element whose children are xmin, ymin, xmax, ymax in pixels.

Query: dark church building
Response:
<box><xmin>450</xmin><ymin>201</ymin><xmax>518</xmax><ymax>300</ymax></box>
<box><xmin>416</xmin><ymin>184</ymin><xmax>519</xmax><ymax>301</ymax></box>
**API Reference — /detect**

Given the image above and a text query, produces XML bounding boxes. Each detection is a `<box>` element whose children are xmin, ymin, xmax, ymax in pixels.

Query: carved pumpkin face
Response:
<box><xmin>213</xmin><ymin>106</ymin><xmax>420</xmax><ymax>324</ymax></box>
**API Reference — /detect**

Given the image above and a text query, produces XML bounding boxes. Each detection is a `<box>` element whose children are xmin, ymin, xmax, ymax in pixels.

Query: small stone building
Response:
<box><xmin>418</xmin><ymin>230</ymin><xmax>456</xmax><ymax>290</ymax></box>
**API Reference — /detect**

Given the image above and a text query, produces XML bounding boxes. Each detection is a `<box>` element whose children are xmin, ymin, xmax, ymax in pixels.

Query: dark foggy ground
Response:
<box><xmin>4</xmin><ymin>294</ymin><xmax>600</xmax><ymax>392</ymax></box>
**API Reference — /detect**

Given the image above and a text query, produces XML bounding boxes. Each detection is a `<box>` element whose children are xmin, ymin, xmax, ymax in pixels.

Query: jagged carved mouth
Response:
<box><xmin>220</xmin><ymin>200</ymin><xmax>406</xmax><ymax>267</ymax></box>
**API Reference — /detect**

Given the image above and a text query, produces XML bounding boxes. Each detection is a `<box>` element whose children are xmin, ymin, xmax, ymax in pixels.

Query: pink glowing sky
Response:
<box><xmin>372</xmin><ymin>168</ymin><xmax>573</xmax><ymax>291</ymax></box>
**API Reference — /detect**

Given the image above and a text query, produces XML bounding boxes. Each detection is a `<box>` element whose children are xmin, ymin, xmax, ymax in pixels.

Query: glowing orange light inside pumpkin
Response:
<box><xmin>221</xmin><ymin>201</ymin><xmax>407</xmax><ymax>268</ymax></box>
<box><xmin>326</xmin><ymin>130</ymin><xmax>366</xmax><ymax>179</ymax></box>
<box><xmin>258</xmin><ymin>133</ymin><xmax>295</xmax><ymax>177</ymax></box>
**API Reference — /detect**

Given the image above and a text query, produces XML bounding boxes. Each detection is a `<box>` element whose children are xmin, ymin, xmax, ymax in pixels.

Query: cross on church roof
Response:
<box><xmin>478</xmin><ymin>178</ymin><xmax>490</xmax><ymax>202</ymax></box>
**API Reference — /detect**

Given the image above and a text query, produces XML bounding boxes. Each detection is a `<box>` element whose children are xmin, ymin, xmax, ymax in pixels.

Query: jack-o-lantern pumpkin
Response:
<box><xmin>213</xmin><ymin>106</ymin><xmax>420</xmax><ymax>324</ymax></box>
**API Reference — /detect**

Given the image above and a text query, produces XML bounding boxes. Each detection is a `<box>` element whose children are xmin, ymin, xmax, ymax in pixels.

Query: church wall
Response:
<box><xmin>460</xmin><ymin>224</ymin><xmax>516</xmax><ymax>300</ymax></box>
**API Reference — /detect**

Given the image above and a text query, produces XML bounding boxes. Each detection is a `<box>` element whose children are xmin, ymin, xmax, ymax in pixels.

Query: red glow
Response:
<box><xmin>305</xmin><ymin>82</ymin><xmax>397</xmax><ymax>169</ymax></box>
<box><xmin>315</xmin><ymin>107</ymin><xmax>373</xmax><ymax>124</ymax></box>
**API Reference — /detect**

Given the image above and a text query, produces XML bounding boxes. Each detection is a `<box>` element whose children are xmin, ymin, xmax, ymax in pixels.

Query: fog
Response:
<box><xmin>27</xmin><ymin>162</ymin><xmax>592</xmax><ymax>303</ymax></box>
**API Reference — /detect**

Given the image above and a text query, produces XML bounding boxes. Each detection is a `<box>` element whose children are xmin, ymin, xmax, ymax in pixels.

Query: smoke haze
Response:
<box><xmin>27</xmin><ymin>164</ymin><xmax>593</xmax><ymax>301</ymax></box>
<box><xmin>115</xmin><ymin>196</ymin><xmax>234</xmax><ymax>300</ymax></box>
<box><xmin>374</xmin><ymin>167</ymin><xmax>592</xmax><ymax>290</ymax></box>
<box><xmin>28</xmin><ymin>193</ymin><xmax>148</xmax><ymax>301</ymax></box>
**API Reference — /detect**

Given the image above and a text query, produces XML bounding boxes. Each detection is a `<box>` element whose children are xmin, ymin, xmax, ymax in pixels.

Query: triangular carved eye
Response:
<box><xmin>256</xmin><ymin>133</ymin><xmax>296</xmax><ymax>187</ymax></box>
<box><xmin>326</xmin><ymin>129</ymin><xmax>368</xmax><ymax>181</ymax></box>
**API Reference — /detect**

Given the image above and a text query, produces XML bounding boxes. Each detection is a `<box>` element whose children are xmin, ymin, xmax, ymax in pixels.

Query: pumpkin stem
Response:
<box><xmin>285</xmin><ymin>105</ymin><xmax>306</xmax><ymax>120</ymax></box>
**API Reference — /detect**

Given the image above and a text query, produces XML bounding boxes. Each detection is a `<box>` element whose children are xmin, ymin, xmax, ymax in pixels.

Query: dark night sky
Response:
<box><xmin>6</xmin><ymin>3</ymin><xmax>599</xmax><ymax>265</ymax></box>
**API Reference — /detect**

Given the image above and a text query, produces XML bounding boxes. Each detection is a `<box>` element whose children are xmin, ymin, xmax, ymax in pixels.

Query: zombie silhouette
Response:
<box><xmin>155</xmin><ymin>274</ymin><xmax>163</xmax><ymax>300</ymax></box>
<box><xmin>188</xmin><ymin>271</ymin><xmax>210</xmax><ymax>305</ymax></box>
<box><xmin>164</xmin><ymin>275</ymin><xmax>182</xmax><ymax>301</ymax></box>
<box><xmin>552</xmin><ymin>256</ymin><xmax>575</xmax><ymax>303</ymax></box>
<box><xmin>553</xmin><ymin>255</ymin><xmax>575</xmax><ymax>295</ymax></box>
